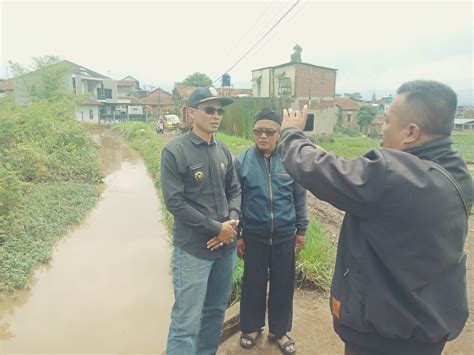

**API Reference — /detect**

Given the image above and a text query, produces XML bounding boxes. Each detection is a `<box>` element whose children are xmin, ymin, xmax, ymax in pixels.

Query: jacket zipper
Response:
<box><xmin>266</xmin><ymin>156</ymin><xmax>274</xmax><ymax>245</ymax></box>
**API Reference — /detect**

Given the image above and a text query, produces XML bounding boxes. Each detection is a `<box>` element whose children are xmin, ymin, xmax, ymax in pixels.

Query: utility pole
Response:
<box><xmin>158</xmin><ymin>88</ymin><xmax>161</xmax><ymax>119</ymax></box>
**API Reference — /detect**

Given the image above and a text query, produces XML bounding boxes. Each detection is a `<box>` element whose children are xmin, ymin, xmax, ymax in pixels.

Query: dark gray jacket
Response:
<box><xmin>278</xmin><ymin>130</ymin><xmax>473</xmax><ymax>344</ymax></box>
<box><xmin>161</xmin><ymin>131</ymin><xmax>241</xmax><ymax>260</ymax></box>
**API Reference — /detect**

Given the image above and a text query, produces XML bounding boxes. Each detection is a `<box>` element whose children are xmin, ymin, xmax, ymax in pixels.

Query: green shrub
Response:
<box><xmin>0</xmin><ymin>96</ymin><xmax>102</xmax><ymax>294</ymax></box>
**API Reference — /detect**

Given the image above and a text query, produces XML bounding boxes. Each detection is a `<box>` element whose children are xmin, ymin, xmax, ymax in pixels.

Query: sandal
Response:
<box><xmin>268</xmin><ymin>334</ymin><xmax>297</xmax><ymax>354</ymax></box>
<box><xmin>239</xmin><ymin>329</ymin><xmax>262</xmax><ymax>349</ymax></box>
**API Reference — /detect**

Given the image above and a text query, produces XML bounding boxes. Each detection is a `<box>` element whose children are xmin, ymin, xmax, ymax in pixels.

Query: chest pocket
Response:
<box><xmin>188</xmin><ymin>163</ymin><xmax>206</xmax><ymax>183</ymax></box>
<box><xmin>182</xmin><ymin>162</ymin><xmax>209</xmax><ymax>196</ymax></box>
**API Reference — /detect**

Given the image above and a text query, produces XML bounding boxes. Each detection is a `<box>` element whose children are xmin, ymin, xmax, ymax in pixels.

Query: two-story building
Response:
<box><xmin>13</xmin><ymin>61</ymin><xmax>146</xmax><ymax>123</ymax></box>
<box><xmin>251</xmin><ymin>62</ymin><xmax>337</xmax><ymax>135</ymax></box>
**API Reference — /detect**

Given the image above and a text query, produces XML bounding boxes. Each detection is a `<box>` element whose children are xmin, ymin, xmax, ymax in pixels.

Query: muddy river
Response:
<box><xmin>0</xmin><ymin>129</ymin><xmax>173</xmax><ymax>354</ymax></box>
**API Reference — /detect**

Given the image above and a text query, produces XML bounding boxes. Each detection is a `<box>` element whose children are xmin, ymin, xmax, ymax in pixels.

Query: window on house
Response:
<box><xmin>89</xmin><ymin>109</ymin><xmax>94</xmax><ymax>119</ymax></box>
<box><xmin>72</xmin><ymin>77</ymin><xmax>77</xmax><ymax>94</ymax></box>
<box><xmin>104</xmin><ymin>89</ymin><xmax>112</xmax><ymax>99</ymax></box>
<box><xmin>278</xmin><ymin>77</ymin><xmax>292</xmax><ymax>96</ymax></box>
<box><xmin>347</xmin><ymin>114</ymin><xmax>352</xmax><ymax>122</ymax></box>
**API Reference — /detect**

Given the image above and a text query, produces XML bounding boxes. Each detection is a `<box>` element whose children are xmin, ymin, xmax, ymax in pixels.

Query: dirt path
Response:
<box><xmin>0</xmin><ymin>129</ymin><xmax>173</xmax><ymax>354</ymax></box>
<box><xmin>219</xmin><ymin>203</ymin><xmax>474</xmax><ymax>354</ymax></box>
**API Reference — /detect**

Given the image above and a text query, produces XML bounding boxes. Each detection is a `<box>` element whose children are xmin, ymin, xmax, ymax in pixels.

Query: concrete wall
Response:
<box><xmin>75</xmin><ymin>105</ymin><xmax>99</xmax><ymax>124</ymax></box>
<box><xmin>128</xmin><ymin>105</ymin><xmax>144</xmax><ymax>115</ymax></box>
<box><xmin>252</xmin><ymin>68</ymin><xmax>272</xmax><ymax>97</ymax></box>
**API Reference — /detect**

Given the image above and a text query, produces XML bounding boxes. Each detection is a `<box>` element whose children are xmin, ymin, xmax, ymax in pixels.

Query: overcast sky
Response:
<box><xmin>1</xmin><ymin>0</ymin><xmax>473</xmax><ymax>103</ymax></box>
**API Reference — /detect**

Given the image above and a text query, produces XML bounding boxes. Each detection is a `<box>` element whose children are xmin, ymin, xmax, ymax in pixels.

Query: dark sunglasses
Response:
<box><xmin>197</xmin><ymin>106</ymin><xmax>225</xmax><ymax>116</ymax></box>
<box><xmin>253</xmin><ymin>128</ymin><xmax>278</xmax><ymax>137</ymax></box>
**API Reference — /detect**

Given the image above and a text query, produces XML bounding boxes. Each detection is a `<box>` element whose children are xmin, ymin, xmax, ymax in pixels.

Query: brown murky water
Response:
<box><xmin>0</xmin><ymin>128</ymin><xmax>173</xmax><ymax>354</ymax></box>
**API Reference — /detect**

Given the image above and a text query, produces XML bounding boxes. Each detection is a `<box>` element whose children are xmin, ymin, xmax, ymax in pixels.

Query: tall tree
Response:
<box><xmin>290</xmin><ymin>44</ymin><xmax>302</xmax><ymax>63</ymax></box>
<box><xmin>10</xmin><ymin>55</ymin><xmax>73</xmax><ymax>102</ymax></box>
<box><xmin>182</xmin><ymin>72</ymin><xmax>212</xmax><ymax>87</ymax></box>
<box><xmin>357</xmin><ymin>105</ymin><xmax>378</xmax><ymax>133</ymax></box>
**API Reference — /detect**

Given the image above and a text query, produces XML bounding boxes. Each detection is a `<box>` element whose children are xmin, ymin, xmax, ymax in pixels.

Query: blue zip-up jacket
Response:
<box><xmin>235</xmin><ymin>145</ymin><xmax>308</xmax><ymax>245</ymax></box>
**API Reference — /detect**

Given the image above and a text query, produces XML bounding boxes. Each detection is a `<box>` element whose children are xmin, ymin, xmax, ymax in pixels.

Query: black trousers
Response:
<box><xmin>240</xmin><ymin>238</ymin><xmax>295</xmax><ymax>338</ymax></box>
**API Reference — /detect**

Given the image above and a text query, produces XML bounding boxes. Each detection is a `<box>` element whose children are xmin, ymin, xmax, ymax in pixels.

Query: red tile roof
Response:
<box><xmin>149</xmin><ymin>87</ymin><xmax>172</xmax><ymax>96</ymax></box>
<box><xmin>174</xmin><ymin>83</ymin><xmax>196</xmax><ymax>98</ymax></box>
<box><xmin>335</xmin><ymin>97</ymin><xmax>360</xmax><ymax>110</ymax></box>
<box><xmin>143</xmin><ymin>93</ymin><xmax>172</xmax><ymax>105</ymax></box>
<box><xmin>298</xmin><ymin>98</ymin><xmax>335</xmax><ymax>110</ymax></box>
<box><xmin>0</xmin><ymin>79</ymin><xmax>14</xmax><ymax>91</ymax></box>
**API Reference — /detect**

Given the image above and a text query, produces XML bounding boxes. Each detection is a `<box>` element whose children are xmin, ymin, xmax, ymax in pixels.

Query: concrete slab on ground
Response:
<box><xmin>218</xmin><ymin>289</ymin><xmax>343</xmax><ymax>355</ymax></box>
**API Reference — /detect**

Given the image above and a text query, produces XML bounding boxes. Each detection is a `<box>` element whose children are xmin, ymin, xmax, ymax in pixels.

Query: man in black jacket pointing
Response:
<box><xmin>278</xmin><ymin>80</ymin><xmax>473</xmax><ymax>355</ymax></box>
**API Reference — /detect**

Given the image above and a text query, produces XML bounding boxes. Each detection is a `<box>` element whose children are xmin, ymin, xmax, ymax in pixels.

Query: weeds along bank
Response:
<box><xmin>0</xmin><ymin>96</ymin><xmax>101</xmax><ymax>295</ymax></box>
<box><xmin>117</xmin><ymin>123</ymin><xmax>336</xmax><ymax>304</ymax></box>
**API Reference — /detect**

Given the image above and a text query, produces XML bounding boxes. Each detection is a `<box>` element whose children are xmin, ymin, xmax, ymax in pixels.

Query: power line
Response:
<box><xmin>220</xmin><ymin>1</ymin><xmax>276</xmax><ymax>65</ymax></box>
<box><xmin>252</xmin><ymin>1</ymin><xmax>307</xmax><ymax>57</ymax></box>
<box><xmin>213</xmin><ymin>0</ymin><xmax>301</xmax><ymax>84</ymax></box>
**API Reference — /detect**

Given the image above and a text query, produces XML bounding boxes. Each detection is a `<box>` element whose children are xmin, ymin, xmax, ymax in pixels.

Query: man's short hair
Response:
<box><xmin>396</xmin><ymin>80</ymin><xmax>457</xmax><ymax>137</ymax></box>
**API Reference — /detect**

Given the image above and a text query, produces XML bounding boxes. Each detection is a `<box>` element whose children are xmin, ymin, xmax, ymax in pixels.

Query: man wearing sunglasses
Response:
<box><xmin>235</xmin><ymin>107</ymin><xmax>308</xmax><ymax>354</ymax></box>
<box><xmin>161</xmin><ymin>86</ymin><xmax>241</xmax><ymax>355</ymax></box>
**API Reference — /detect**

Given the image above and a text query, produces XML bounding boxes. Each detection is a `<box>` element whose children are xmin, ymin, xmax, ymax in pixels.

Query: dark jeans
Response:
<box><xmin>240</xmin><ymin>238</ymin><xmax>295</xmax><ymax>338</ymax></box>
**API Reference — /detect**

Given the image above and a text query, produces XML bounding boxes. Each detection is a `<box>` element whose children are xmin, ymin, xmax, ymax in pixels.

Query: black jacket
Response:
<box><xmin>161</xmin><ymin>131</ymin><xmax>241</xmax><ymax>260</ymax></box>
<box><xmin>278</xmin><ymin>131</ymin><xmax>473</xmax><ymax>344</ymax></box>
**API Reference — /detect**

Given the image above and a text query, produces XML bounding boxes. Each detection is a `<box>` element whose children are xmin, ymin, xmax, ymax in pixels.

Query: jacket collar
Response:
<box><xmin>254</xmin><ymin>144</ymin><xmax>279</xmax><ymax>158</ymax></box>
<box><xmin>404</xmin><ymin>136</ymin><xmax>452</xmax><ymax>162</ymax></box>
<box><xmin>188</xmin><ymin>131</ymin><xmax>216</xmax><ymax>146</ymax></box>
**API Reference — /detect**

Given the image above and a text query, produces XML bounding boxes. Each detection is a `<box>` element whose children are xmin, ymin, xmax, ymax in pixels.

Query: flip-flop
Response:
<box><xmin>239</xmin><ymin>329</ymin><xmax>262</xmax><ymax>349</ymax></box>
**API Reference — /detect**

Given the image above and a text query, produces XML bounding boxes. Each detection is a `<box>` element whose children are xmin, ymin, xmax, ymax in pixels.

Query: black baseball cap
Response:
<box><xmin>188</xmin><ymin>86</ymin><xmax>234</xmax><ymax>108</ymax></box>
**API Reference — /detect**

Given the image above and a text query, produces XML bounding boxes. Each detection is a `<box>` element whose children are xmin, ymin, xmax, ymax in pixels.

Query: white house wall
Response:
<box><xmin>128</xmin><ymin>105</ymin><xmax>144</xmax><ymax>115</ymax></box>
<box><xmin>75</xmin><ymin>105</ymin><xmax>99</xmax><ymax>124</ymax></box>
<box><xmin>102</xmin><ymin>79</ymin><xmax>118</xmax><ymax>101</ymax></box>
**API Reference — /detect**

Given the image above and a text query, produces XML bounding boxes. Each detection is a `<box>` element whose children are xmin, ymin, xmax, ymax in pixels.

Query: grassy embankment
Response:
<box><xmin>0</xmin><ymin>97</ymin><xmax>102</xmax><ymax>297</ymax></box>
<box><xmin>117</xmin><ymin>123</ymin><xmax>336</xmax><ymax>304</ymax></box>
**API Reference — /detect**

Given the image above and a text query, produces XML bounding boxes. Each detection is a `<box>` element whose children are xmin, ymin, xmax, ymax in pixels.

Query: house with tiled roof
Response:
<box><xmin>335</xmin><ymin>97</ymin><xmax>360</xmax><ymax>127</ymax></box>
<box><xmin>144</xmin><ymin>88</ymin><xmax>172</xmax><ymax>117</ymax></box>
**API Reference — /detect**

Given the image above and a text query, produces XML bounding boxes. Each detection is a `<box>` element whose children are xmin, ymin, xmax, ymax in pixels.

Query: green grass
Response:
<box><xmin>296</xmin><ymin>220</ymin><xmax>336</xmax><ymax>290</ymax></box>
<box><xmin>216</xmin><ymin>132</ymin><xmax>254</xmax><ymax>155</ymax></box>
<box><xmin>317</xmin><ymin>131</ymin><xmax>474</xmax><ymax>163</ymax></box>
<box><xmin>452</xmin><ymin>132</ymin><xmax>474</xmax><ymax>163</ymax></box>
<box><xmin>319</xmin><ymin>135</ymin><xmax>381</xmax><ymax>159</ymax></box>
<box><xmin>0</xmin><ymin>182</ymin><xmax>99</xmax><ymax>291</ymax></box>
